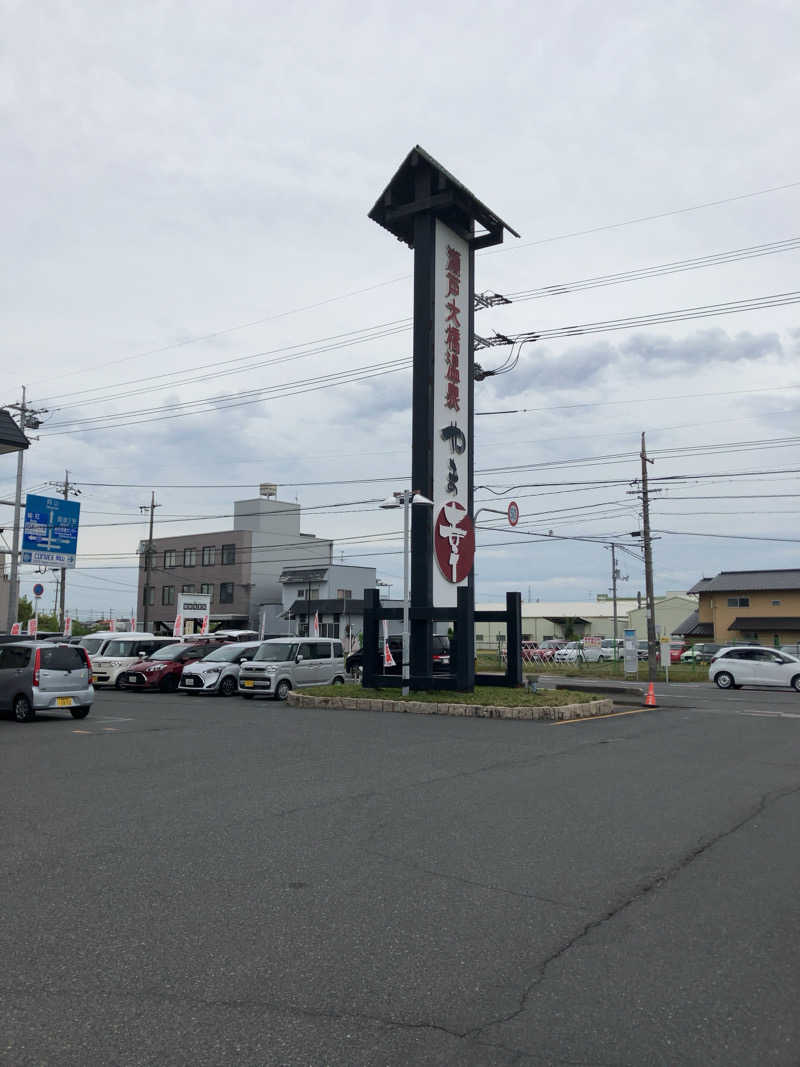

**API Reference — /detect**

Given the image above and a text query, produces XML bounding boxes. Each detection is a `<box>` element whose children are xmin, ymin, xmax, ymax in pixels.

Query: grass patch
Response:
<box><xmin>475</xmin><ymin>651</ymin><xmax>708</xmax><ymax>683</ymax></box>
<box><xmin>312</xmin><ymin>684</ymin><xmax>601</xmax><ymax>706</ymax></box>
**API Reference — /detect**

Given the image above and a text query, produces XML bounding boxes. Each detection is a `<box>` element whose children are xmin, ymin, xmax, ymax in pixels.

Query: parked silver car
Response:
<box><xmin>0</xmin><ymin>640</ymin><xmax>94</xmax><ymax>723</ymax></box>
<box><xmin>239</xmin><ymin>637</ymin><xmax>346</xmax><ymax>700</ymax></box>
<box><xmin>179</xmin><ymin>641</ymin><xmax>261</xmax><ymax>696</ymax></box>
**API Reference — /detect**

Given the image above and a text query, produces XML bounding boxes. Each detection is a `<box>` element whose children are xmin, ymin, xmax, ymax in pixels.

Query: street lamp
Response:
<box><xmin>380</xmin><ymin>490</ymin><xmax>433</xmax><ymax>696</ymax></box>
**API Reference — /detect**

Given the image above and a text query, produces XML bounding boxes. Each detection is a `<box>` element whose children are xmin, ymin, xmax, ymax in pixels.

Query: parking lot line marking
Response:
<box><xmin>102</xmin><ymin>728</ymin><xmax>119</xmax><ymax>732</ymax></box>
<box><xmin>72</xmin><ymin>729</ymin><xmax>92</xmax><ymax>734</ymax></box>
<box><xmin>552</xmin><ymin>708</ymin><xmax>648</xmax><ymax>725</ymax></box>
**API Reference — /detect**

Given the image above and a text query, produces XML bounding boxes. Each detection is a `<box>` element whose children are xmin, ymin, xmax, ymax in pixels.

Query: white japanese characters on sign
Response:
<box><xmin>432</xmin><ymin>219</ymin><xmax>474</xmax><ymax>606</ymax></box>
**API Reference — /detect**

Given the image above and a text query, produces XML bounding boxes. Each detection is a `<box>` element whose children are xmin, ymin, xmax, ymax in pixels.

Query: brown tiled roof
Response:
<box><xmin>728</xmin><ymin>616</ymin><xmax>800</xmax><ymax>631</ymax></box>
<box><xmin>688</xmin><ymin>570</ymin><xmax>800</xmax><ymax>594</ymax></box>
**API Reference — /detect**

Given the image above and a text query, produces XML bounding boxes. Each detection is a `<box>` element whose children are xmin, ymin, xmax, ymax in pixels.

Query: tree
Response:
<box><xmin>17</xmin><ymin>595</ymin><xmax>33</xmax><ymax>624</ymax></box>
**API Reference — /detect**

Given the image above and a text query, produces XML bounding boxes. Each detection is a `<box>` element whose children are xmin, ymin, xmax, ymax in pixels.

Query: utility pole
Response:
<box><xmin>640</xmin><ymin>432</ymin><xmax>657</xmax><ymax>684</ymax></box>
<box><xmin>46</xmin><ymin>470</ymin><xmax>80</xmax><ymax>631</ymax></box>
<box><xmin>139</xmin><ymin>492</ymin><xmax>160</xmax><ymax>632</ymax></box>
<box><xmin>5</xmin><ymin>387</ymin><xmax>47</xmax><ymax>633</ymax></box>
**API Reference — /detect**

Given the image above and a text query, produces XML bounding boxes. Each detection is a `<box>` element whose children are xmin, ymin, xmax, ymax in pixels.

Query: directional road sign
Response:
<box><xmin>21</xmin><ymin>494</ymin><xmax>81</xmax><ymax>568</ymax></box>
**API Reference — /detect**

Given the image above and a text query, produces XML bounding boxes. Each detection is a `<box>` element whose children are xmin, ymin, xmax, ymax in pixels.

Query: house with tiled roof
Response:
<box><xmin>680</xmin><ymin>569</ymin><xmax>800</xmax><ymax>646</ymax></box>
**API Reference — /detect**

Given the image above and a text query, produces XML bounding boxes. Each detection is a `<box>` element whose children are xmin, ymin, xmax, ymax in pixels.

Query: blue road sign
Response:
<box><xmin>21</xmin><ymin>494</ymin><xmax>81</xmax><ymax>569</ymax></box>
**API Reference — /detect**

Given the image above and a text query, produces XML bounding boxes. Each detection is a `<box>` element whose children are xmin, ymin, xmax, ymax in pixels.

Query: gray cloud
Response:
<box><xmin>620</xmin><ymin>327</ymin><xmax>782</xmax><ymax>366</ymax></box>
<box><xmin>485</xmin><ymin>328</ymin><xmax>785</xmax><ymax>400</ymax></box>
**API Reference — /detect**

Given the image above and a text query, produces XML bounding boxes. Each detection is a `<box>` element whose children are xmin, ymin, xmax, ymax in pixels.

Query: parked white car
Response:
<box><xmin>179</xmin><ymin>641</ymin><xmax>261</xmax><ymax>696</ymax></box>
<box><xmin>583</xmin><ymin>638</ymin><xmax>622</xmax><ymax>663</ymax></box>
<box><xmin>709</xmin><ymin>646</ymin><xmax>800</xmax><ymax>691</ymax></box>
<box><xmin>554</xmin><ymin>641</ymin><xmax>585</xmax><ymax>664</ymax></box>
<box><xmin>91</xmin><ymin>636</ymin><xmax>175</xmax><ymax>688</ymax></box>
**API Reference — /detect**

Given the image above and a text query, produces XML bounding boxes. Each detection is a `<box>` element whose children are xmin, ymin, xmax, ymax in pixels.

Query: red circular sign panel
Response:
<box><xmin>508</xmin><ymin>501</ymin><xmax>519</xmax><ymax>527</ymax></box>
<box><xmin>434</xmin><ymin>502</ymin><xmax>475</xmax><ymax>583</ymax></box>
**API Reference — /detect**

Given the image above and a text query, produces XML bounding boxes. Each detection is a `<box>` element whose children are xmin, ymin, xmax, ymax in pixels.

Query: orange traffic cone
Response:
<box><xmin>645</xmin><ymin>682</ymin><xmax>657</xmax><ymax>708</ymax></box>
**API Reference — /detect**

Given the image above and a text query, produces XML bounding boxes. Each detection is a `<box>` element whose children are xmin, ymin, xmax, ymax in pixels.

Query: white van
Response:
<box><xmin>90</xmin><ymin>635</ymin><xmax>176</xmax><ymax>688</ymax></box>
<box><xmin>238</xmin><ymin>637</ymin><xmax>346</xmax><ymax>700</ymax></box>
<box><xmin>79</xmin><ymin>631</ymin><xmax>154</xmax><ymax>659</ymax></box>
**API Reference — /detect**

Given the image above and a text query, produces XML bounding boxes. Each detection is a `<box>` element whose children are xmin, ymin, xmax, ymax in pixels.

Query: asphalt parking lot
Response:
<box><xmin>4</xmin><ymin>684</ymin><xmax>800</xmax><ymax>1066</ymax></box>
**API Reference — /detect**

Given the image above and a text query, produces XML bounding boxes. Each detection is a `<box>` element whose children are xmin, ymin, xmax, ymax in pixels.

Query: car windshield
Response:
<box><xmin>202</xmin><ymin>644</ymin><xmax>248</xmax><ymax>663</ymax></box>
<box><xmin>104</xmin><ymin>640</ymin><xmax>140</xmax><ymax>657</ymax></box>
<box><xmin>253</xmin><ymin>642</ymin><xmax>298</xmax><ymax>662</ymax></box>
<box><xmin>82</xmin><ymin>636</ymin><xmax>110</xmax><ymax>654</ymax></box>
<box><xmin>148</xmin><ymin>643</ymin><xmax>184</xmax><ymax>661</ymax></box>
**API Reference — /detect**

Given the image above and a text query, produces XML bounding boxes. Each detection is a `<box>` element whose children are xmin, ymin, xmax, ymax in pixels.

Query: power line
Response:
<box><xmin>477</xmin><ymin>289</ymin><xmax>800</xmax><ymax>349</ymax></box>
<box><xmin>476</xmin><ymin>383</ymin><xmax>800</xmax><ymax>417</ymax></box>
<box><xmin>506</xmin><ymin>236</ymin><xmax>800</xmax><ymax>302</ymax></box>
<box><xmin>482</xmin><ymin>178</ymin><xmax>800</xmax><ymax>256</ymax></box>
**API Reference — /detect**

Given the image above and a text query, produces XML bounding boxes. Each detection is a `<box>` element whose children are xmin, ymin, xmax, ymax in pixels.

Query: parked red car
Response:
<box><xmin>669</xmin><ymin>642</ymin><xmax>687</xmax><ymax>665</ymax></box>
<box><xmin>119</xmin><ymin>641</ymin><xmax>222</xmax><ymax>692</ymax></box>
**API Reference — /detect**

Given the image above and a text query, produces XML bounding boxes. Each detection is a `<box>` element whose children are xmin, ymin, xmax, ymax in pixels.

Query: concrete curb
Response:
<box><xmin>286</xmin><ymin>692</ymin><xmax>614</xmax><ymax>722</ymax></box>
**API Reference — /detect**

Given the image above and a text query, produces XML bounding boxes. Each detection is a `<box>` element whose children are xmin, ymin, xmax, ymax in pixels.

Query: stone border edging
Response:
<box><xmin>287</xmin><ymin>692</ymin><xmax>614</xmax><ymax>721</ymax></box>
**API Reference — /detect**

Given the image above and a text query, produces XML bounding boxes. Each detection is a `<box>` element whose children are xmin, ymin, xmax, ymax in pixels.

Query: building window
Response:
<box><xmin>772</xmin><ymin>600</ymin><xmax>781</xmax><ymax>606</ymax></box>
<box><xmin>142</xmin><ymin>585</ymin><xmax>155</xmax><ymax>606</ymax></box>
<box><xmin>476</xmin><ymin>633</ymin><xmax>485</xmax><ymax>641</ymax></box>
<box><xmin>337</xmin><ymin>588</ymin><xmax>352</xmax><ymax>600</ymax></box>
<box><xmin>727</xmin><ymin>597</ymin><xmax>750</xmax><ymax>607</ymax></box>
<box><xmin>200</xmin><ymin>583</ymin><xmax>214</xmax><ymax>601</ymax></box>
<box><xmin>182</xmin><ymin>584</ymin><xmax>195</xmax><ymax>594</ymax></box>
<box><xmin>221</xmin><ymin>544</ymin><xmax>236</xmax><ymax>565</ymax></box>
<box><xmin>298</xmin><ymin>586</ymin><xmax>320</xmax><ymax>600</ymax></box>
<box><xmin>321</xmin><ymin>622</ymin><xmax>340</xmax><ymax>638</ymax></box>
<box><xmin>219</xmin><ymin>582</ymin><xmax>234</xmax><ymax>604</ymax></box>
<box><xmin>162</xmin><ymin>585</ymin><xmax>175</xmax><ymax>606</ymax></box>
<box><xmin>184</xmin><ymin>548</ymin><xmax>197</xmax><ymax>567</ymax></box>
<box><xmin>202</xmin><ymin>546</ymin><xmax>216</xmax><ymax>567</ymax></box>
<box><xmin>164</xmin><ymin>550</ymin><xmax>177</xmax><ymax>569</ymax></box>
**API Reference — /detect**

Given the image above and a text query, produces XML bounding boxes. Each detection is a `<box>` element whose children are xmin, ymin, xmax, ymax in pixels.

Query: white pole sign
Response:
<box><xmin>432</xmin><ymin>219</ymin><xmax>475</xmax><ymax>608</ymax></box>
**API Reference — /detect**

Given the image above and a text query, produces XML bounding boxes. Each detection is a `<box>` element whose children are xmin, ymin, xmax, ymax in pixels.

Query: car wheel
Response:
<box><xmin>219</xmin><ymin>676</ymin><xmax>237</xmax><ymax>697</ymax></box>
<box><xmin>114</xmin><ymin>675</ymin><xmax>125</xmax><ymax>690</ymax></box>
<box><xmin>70</xmin><ymin>706</ymin><xmax>90</xmax><ymax>719</ymax></box>
<box><xmin>159</xmin><ymin>675</ymin><xmax>179</xmax><ymax>693</ymax></box>
<box><xmin>332</xmin><ymin>677</ymin><xmax>344</xmax><ymax>686</ymax></box>
<box><xmin>791</xmin><ymin>675</ymin><xmax>800</xmax><ymax>693</ymax></box>
<box><xmin>13</xmin><ymin>694</ymin><xmax>35</xmax><ymax>723</ymax></box>
<box><xmin>275</xmin><ymin>679</ymin><xmax>291</xmax><ymax>701</ymax></box>
<box><xmin>714</xmin><ymin>671</ymin><xmax>735</xmax><ymax>690</ymax></box>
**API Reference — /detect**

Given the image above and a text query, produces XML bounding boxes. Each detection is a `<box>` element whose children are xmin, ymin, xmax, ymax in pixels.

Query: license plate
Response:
<box><xmin>128</xmin><ymin>674</ymin><xmax>138</xmax><ymax>683</ymax></box>
<box><xmin>56</xmin><ymin>697</ymin><xmax>73</xmax><ymax>707</ymax></box>
<box><xmin>242</xmin><ymin>680</ymin><xmax>254</xmax><ymax>688</ymax></box>
<box><xmin>91</xmin><ymin>675</ymin><xmax>98</xmax><ymax>683</ymax></box>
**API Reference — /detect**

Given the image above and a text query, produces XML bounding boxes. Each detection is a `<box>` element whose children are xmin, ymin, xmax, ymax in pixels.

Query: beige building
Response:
<box><xmin>686</xmin><ymin>569</ymin><xmax>800</xmax><ymax>647</ymax></box>
<box><xmin>626</xmin><ymin>594</ymin><xmax>698</xmax><ymax>641</ymax></box>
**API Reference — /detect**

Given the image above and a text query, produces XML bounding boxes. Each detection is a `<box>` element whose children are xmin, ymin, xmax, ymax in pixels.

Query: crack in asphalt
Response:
<box><xmin>463</xmin><ymin>782</ymin><xmax>800</xmax><ymax>1042</ymax></box>
<box><xmin>271</xmin><ymin>735</ymin><xmax>633</xmax><ymax>818</ymax></box>
<box><xmin>363</xmin><ymin>846</ymin><xmax>582</xmax><ymax>911</ymax></box>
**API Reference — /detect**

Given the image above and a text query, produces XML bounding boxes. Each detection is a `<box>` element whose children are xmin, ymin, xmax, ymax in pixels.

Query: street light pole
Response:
<box><xmin>381</xmin><ymin>490</ymin><xmax>433</xmax><ymax>697</ymax></box>
<box><xmin>401</xmin><ymin>489</ymin><xmax>410</xmax><ymax>697</ymax></box>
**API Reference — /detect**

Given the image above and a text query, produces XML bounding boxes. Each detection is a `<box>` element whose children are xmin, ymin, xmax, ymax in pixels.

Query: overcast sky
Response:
<box><xmin>2</xmin><ymin>0</ymin><xmax>799</xmax><ymax>620</ymax></box>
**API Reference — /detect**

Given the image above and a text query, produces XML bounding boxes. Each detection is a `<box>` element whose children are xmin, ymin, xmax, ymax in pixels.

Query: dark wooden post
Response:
<box><xmin>506</xmin><ymin>591</ymin><xmax>523</xmax><ymax>687</ymax></box>
<box><xmin>362</xmin><ymin>587</ymin><xmax>380</xmax><ymax>689</ymax></box>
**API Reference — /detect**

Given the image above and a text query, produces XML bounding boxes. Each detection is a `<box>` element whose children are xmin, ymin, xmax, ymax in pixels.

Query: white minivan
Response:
<box><xmin>90</xmin><ymin>636</ymin><xmax>177</xmax><ymax>688</ymax></box>
<box><xmin>238</xmin><ymin>637</ymin><xmax>346</xmax><ymax>700</ymax></box>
